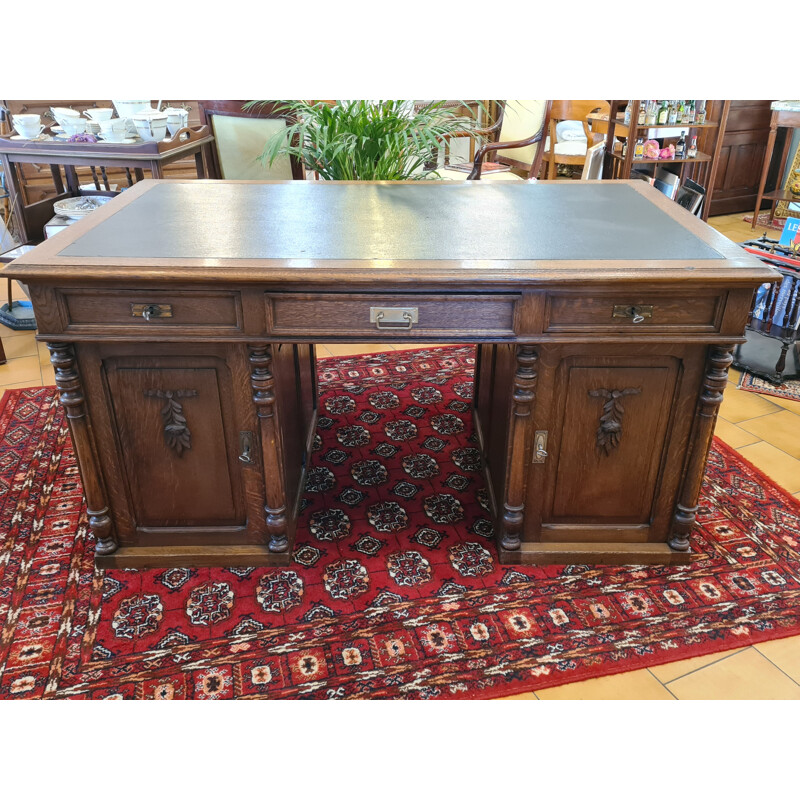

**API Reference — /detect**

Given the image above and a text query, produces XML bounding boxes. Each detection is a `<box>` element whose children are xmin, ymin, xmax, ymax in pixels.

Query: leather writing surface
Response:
<box><xmin>59</xmin><ymin>181</ymin><xmax>724</xmax><ymax>262</ymax></box>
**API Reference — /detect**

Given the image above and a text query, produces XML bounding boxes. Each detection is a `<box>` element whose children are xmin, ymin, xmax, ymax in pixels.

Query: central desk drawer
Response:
<box><xmin>60</xmin><ymin>289</ymin><xmax>243</xmax><ymax>332</ymax></box>
<box><xmin>544</xmin><ymin>292</ymin><xmax>724</xmax><ymax>333</ymax></box>
<box><xmin>267</xmin><ymin>293</ymin><xmax>519</xmax><ymax>337</ymax></box>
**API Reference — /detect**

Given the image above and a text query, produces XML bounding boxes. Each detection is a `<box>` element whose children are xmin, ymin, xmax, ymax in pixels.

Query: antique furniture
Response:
<box><xmin>733</xmin><ymin>236</ymin><xmax>800</xmax><ymax>383</ymax></box>
<box><xmin>439</xmin><ymin>101</ymin><xmax>551</xmax><ymax>181</ymax></box>
<box><xmin>197</xmin><ymin>100</ymin><xmax>303</xmax><ymax>180</ymax></box>
<box><xmin>541</xmin><ymin>100</ymin><xmax>609</xmax><ymax>180</ymax></box>
<box><xmin>751</xmin><ymin>102</ymin><xmax>800</xmax><ymax>229</ymax></box>
<box><xmin>601</xmin><ymin>101</ymin><xmax>730</xmax><ymax>222</ymax></box>
<box><xmin>0</xmin><ymin>126</ymin><xmax>215</xmax><ymax>243</ymax></box>
<box><xmin>2</xmin><ymin>179</ymin><xmax>775</xmax><ymax>569</ymax></box>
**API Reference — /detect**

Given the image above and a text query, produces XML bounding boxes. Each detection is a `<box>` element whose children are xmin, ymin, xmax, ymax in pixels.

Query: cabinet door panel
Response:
<box><xmin>526</xmin><ymin>346</ymin><xmax>700</xmax><ymax>544</ymax></box>
<box><xmin>105</xmin><ymin>360</ymin><xmax>241</xmax><ymax>526</ymax></box>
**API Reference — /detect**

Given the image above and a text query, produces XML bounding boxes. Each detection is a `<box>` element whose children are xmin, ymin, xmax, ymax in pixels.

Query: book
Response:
<box><xmin>654</xmin><ymin>166</ymin><xmax>680</xmax><ymax>200</ymax></box>
<box><xmin>778</xmin><ymin>216</ymin><xmax>800</xmax><ymax>253</ymax></box>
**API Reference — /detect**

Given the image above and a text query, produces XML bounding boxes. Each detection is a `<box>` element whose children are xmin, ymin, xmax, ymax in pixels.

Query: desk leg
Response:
<box><xmin>249</xmin><ymin>344</ymin><xmax>289</xmax><ymax>553</ymax></box>
<box><xmin>47</xmin><ymin>342</ymin><xmax>118</xmax><ymax>556</ymax></box>
<box><xmin>669</xmin><ymin>344</ymin><xmax>733</xmax><ymax>551</ymax></box>
<box><xmin>500</xmin><ymin>345</ymin><xmax>538</xmax><ymax>552</ymax></box>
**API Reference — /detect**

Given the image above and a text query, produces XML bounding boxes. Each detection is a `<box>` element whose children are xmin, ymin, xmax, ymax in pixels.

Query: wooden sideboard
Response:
<box><xmin>1</xmin><ymin>180</ymin><xmax>775</xmax><ymax>568</ymax></box>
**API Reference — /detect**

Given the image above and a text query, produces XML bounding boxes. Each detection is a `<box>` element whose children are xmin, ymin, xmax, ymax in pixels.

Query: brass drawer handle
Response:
<box><xmin>369</xmin><ymin>306</ymin><xmax>419</xmax><ymax>330</ymax></box>
<box><xmin>612</xmin><ymin>304</ymin><xmax>653</xmax><ymax>324</ymax></box>
<box><xmin>131</xmin><ymin>303</ymin><xmax>173</xmax><ymax>321</ymax></box>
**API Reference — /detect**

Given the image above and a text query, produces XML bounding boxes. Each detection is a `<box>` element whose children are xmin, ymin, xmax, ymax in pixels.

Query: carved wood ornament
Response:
<box><xmin>144</xmin><ymin>389</ymin><xmax>198</xmax><ymax>456</ymax></box>
<box><xmin>588</xmin><ymin>387</ymin><xmax>641</xmax><ymax>455</ymax></box>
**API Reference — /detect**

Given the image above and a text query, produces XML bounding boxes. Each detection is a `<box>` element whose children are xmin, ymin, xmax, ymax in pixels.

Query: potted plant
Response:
<box><xmin>242</xmin><ymin>100</ymin><xmax>484</xmax><ymax>180</ymax></box>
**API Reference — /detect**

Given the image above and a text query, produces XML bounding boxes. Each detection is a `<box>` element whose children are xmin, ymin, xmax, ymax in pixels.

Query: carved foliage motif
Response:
<box><xmin>144</xmin><ymin>389</ymin><xmax>198</xmax><ymax>456</ymax></box>
<box><xmin>588</xmin><ymin>387</ymin><xmax>641</xmax><ymax>455</ymax></box>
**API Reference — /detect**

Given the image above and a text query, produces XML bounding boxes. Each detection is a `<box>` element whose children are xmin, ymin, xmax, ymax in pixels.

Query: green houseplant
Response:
<box><xmin>242</xmin><ymin>100</ymin><xmax>483</xmax><ymax>180</ymax></box>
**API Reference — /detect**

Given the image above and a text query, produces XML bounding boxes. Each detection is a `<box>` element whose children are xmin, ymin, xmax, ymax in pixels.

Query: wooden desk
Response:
<box><xmin>0</xmin><ymin>127</ymin><xmax>215</xmax><ymax>243</ymax></box>
<box><xmin>2</xmin><ymin>180</ymin><xmax>775</xmax><ymax>569</ymax></box>
<box><xmin>751</xmin><ymin>104</ymin><xmax>800</xmax><ymax>229</ymax></box>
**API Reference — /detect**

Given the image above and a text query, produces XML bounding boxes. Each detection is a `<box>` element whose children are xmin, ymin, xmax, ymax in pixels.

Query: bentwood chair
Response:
<box><xmin>438</xmin><ymin>101</ymin><xmax>552</xmax><ymax>181</ymax></box>
<box><xmin>197</xmin><ymin>101</ymin><xmax>303</xmax><ymax>180</ymax></box>
<box><xmin>541</xmin><ymin>100</ymin><xmax>610</xmax><ymax>179</ymax></box>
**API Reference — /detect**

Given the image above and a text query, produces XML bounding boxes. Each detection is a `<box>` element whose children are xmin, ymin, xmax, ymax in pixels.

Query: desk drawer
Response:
<box><xmin>267</xmin><ymin>293</ymin><xmax>519</xmax><ymax>337</ymax></box>
<box><xmin>60</xmin><ymin>289</ymin><xmax>243</xmax><ymax>332</ymax></box>
<box><xmin>544</xmin><ymin>292</ymin><xmax>724</xmax><ymax>333</ymax></box>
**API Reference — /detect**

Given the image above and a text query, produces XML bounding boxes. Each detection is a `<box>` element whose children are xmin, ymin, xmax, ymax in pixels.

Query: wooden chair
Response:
<box><xmin>438</xmin><ymin>101</ymin><xmax>552</xmax><ymax>181</ymax></box>
<box><xmin>542</xmin><ymin>100</ymin><xmax>610</xmax><ymax>180</ymax></box>
<box><xmin>197</xmin><ymin>101</ymin><xmax>303</xmax><ymax>180</ymax></box>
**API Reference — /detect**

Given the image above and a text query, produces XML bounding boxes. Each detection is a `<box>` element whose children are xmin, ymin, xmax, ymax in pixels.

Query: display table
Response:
<box><xmin>1</xmin><ymin>180</ymin><xmax>775</xmax><ymax>568</ymax></box>
<box><xmin>751</xmin><ymin>101</ymin><xmax>800</xmax><ymax>229</ymax></box>
<box><xmin>0</xmin><ymin>127</ymin><xmax>215</xmax><ymax>242</ymax></box>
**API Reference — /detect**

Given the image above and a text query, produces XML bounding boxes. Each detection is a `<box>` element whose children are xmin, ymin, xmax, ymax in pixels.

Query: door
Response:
<box><xmin>79</xmin><ymin>342</ymin><xmax>268</xmax><ymax>547</ymax></box>
<box><xmin>524</xmin><ymin>344</ymin><xmax>704</xmax><ymax>544</ymax></box>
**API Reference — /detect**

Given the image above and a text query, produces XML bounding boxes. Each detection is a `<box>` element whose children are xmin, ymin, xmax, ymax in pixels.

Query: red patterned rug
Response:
<box><xmin>738</xmin><ymin>370</ymin><xmax>800</xmax><ymax>403</ymax></box>
<box><xmin>2</xmin><ymin>346</ymin><xmax>800</xmax><ymax>700</ymax></box>
<box><xmin>742</xmin><ymin>212</ymin><xmax>786</xmax><ymax>231</ymax></box>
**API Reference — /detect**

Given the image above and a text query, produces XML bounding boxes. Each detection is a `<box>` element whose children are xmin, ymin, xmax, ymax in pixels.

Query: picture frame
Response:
<box><xmin>580</xmin><ymin>141</ymin><xmax>605</xmax><ymax>180</ymax></box>
<box><xmin>776</xmin><ymin>138</ymin><xmax>800</xmax><ymax>220</ymax></box>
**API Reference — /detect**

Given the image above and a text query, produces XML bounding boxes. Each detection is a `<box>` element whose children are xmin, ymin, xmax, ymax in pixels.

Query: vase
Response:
<box><xmin>789</xmin><ymin>170</ymin><xmax>800</xmax><ymax>199</ymax></box>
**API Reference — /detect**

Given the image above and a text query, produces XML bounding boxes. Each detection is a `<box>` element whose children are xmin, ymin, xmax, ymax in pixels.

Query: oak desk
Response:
<box><xmin>2</xmin><ymin>180</ymin><xmax>775</xmax><ymax>569</ymax></box>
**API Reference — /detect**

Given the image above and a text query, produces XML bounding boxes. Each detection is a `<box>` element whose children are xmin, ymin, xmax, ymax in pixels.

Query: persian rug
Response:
<box><xmin>2</xmin><ymin>347</ymin><xmax>800</xmax><ymax>700</ymax></box>
<box><xmin>742</xmin><ymin>213</ymin><xmax>786</xmax><ymax>232</ymax></box>
<box><xmin>738</xmin><ymin>370</ymin><xmax>800</xmax><ymax>403</ymax></box>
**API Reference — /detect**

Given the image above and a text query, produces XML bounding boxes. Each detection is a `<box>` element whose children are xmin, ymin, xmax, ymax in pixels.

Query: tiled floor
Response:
<box><xmin>1</xmin><ymin>211</ymin><xmax>798</xmax><ymax>699</ymax></box>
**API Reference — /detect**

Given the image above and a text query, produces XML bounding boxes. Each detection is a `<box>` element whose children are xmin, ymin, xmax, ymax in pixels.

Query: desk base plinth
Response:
<box><xmin>499</xmin><ymin>541</ymin><xmax>694</xmax><ymax>566</ymax></box>
<box><xmin>95</xmin><ymin>544</ymin><xmax>291</xmax><ymax>570</ymax></box>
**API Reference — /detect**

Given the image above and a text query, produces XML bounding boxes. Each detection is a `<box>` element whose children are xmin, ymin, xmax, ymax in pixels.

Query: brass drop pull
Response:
<box><xmin>532</xmin><ymin>430</ymin><xmax>548</xmax><ymax>463</ymax></box>
<box><xmin>131</xmin><ymin>303</ymin><xmax>173</xmax><ymax>321</ymax></box>
<box><xmin>370</xmin><ymin>306</ymin><xmax>419</xmax><ymax>330</ymax></box>
<box><xmin>613</xmin><ymin>304</ymin><xmax>653</xmax><ymax>324</ymax></box>
<box><xmin>239</xmin><ymin>431</ymin><xmax>254</xmax><ymax>464</ymax></box>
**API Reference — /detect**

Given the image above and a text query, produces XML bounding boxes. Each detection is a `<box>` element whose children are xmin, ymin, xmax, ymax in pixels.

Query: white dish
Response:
<box><xmin>53</xmin><ymin>196</ymin><xmax>113</xmax><ymax>219</ymax></box>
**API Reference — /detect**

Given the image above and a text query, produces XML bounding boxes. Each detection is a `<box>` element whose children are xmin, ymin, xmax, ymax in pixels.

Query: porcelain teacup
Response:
<box><xmin>13</xmin><ymin>114</ymin><xmax>45</xmax><ymax>139</ymax></box>
<box><xmin>99</xmin><ymin>119</ymin><xmax>128</xmax><ymax>142</ymax></box>
<box><xmin>61</xmin><ymin>116</ymin><xmax>86</xmax><ymax>136</ymax></box>
<box><xmin>164</xmin><ymin>107</ymin><xmax>189</xmax><ymax>137</ymax></box>
<box><xmin>51</xmin><ymin>106</ymin><xmax>81</xmax><ymax>128</ymax></box>
<box><xmin>132</xmin><ymin>112</ymin><xmax>168</xmax><ymax>142</ymax></box>
<box><xmin>84</xmin><ymin>107</ymin><xmax>114</xmax><ymax>122</ymax></box>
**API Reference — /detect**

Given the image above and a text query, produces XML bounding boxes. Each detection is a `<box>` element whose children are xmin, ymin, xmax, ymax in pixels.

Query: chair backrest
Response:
<box><xmin>548</xmin><ymin>100</ymin><xmax>610</xmax><ymax>143</ymax></box>
<box><xmin>197</xmin><ymin>101</ymin><xmax>303</xmax><ymax>180</ymax></box>
<box><xmin>496</xmin><ymin>101</ymin><xmax>550</xmax><ymax>174</ymax></box>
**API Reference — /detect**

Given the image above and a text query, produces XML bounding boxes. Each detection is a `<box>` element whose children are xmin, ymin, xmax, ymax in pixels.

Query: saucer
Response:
<box><xmin>11</xmin><ymin>134</ymin><xmax>52</xmax><ymax>141</ymax></box>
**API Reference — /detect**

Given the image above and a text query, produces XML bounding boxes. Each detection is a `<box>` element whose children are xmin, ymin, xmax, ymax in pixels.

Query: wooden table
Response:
<box><xmin>2</xmin><ymin>179</ymin><xmax>775</xmax><ymax>569</ymax></box>
<box><xmin>751</xmin><ymin>104</ymin><xmax>800</xmax><ymax>229</ymax></box>
<box><xmin>0</xmin><ymin>126</ymin><xmax>215</xmax><ymax>243</ymax></box>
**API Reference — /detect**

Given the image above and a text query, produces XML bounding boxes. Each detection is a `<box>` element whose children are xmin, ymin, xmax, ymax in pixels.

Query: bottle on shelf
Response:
<box><xmin>680</xmin><ymin>101</ymin><xmax>690</xmax><ymax>124</ymax></box>
<box><xmin>687</xmin><ymin>135</ymin><xmax>698</xmax><ymax>158</ymax></box>
<box><xmin>645</xmin><ymin>101</ymin><xmax>657</xmax><ymax>126</ymax></box>
<box><xmin>621</xmin><ymin>139</ymin><xmax>628</xmax><ymax>158</ymax></box>
<box><xmin>687</xmin><ymin>100</ymin><xmax>696</xmax><ymax>123</ymax></box>
<box><xmin>667</xmin><ymin>101</ymin><xmax>678</xmax><ymax>125</ymax></box>
<box><xmin>624</xmin><ymin>101</ymin><xmax>632</xmax><ymax>126</ymax></box>
<box><xmin>637</xmin><ymin>101</ymin><xmax>646</xmax><ymax>126</ymax></box>
<box><xmin>657</xmin><ymin>100</ymin><xmax>669</xmax><ymax>125</ymax></box>
<box><xmin>675</xmin><ymin>131</ymin><xmax>687</xmax><ymax>159</ymax></box>
<box><xmin>696</xmin><ymin>101</ymin><xmax>707</xmax><ymax>124</ymax></box>
<box><xmin>633</xmin><ymin>137</ymin><xmax>645</xmax><ymax>159</ymax></box>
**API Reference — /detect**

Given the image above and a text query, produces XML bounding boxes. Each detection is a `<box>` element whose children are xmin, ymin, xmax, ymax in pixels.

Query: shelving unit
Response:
<box><xmin>600</xmin><ymin>100</ymin><xmax>730</xmax><ymax>222</ymax></box>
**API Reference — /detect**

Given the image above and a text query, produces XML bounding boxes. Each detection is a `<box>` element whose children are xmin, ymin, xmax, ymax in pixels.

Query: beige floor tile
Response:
<box><xmin>0</xmin><ymin>355</ymin><xmax>43</xmax><ymax>387</ymax></box>
<box><xmin>322</xmin><ymin>344</ymin><xmax>396</xmax><ymax>357</ymax></box>
<box><xmin>727</xmin><ymin>367</ymin><xmax>743</xmax><ymax>383</ymax></box>
<box><xmin>0</xmin><ymin>381</ymin><xmax>43</xmax><ymax>393</ymax></box>
<box><xmin>0</xmin><ymin>324</ymin><xmax>33</xmax><ymax>339</ymax></box>
<box><xmin>736</xmin><ymin>441</ymin><xmax>800</xmax><ymax>494</ymax></box>
<box><xmin>713</xmin><ymin>417</ymin><xmax>759</xmax><ymax>449</ymax></box>
<box><xmin>37</xmin><ymin>340</ymin><xmax>51</xmax><ymax>367</ymax></box>
<box><xmin>739</xmin><ymin>410</ymin><xmax>800</xmax><ymax>458</ymax></box>
<box><xmin>1</xmin><ymin>334</ymin><xmax>37</xmax><ymax>360</ymax></box>
<box><xmin>666</xmin><ymin>648</ymin><xmax>800</xmax><ymax>699</ymax></box>
<box><xmin>754</xmin><ymin>635</ymin><xmax>800</xmax><ymax>684</ymax></box>
<box><xmin>495</xmin><ymin>691</ymin><xmax>538</xmax><ymax>700</ymax></box>
<box><xmin>648</xmin><ymin>647</ymin><xmax>747</xmax><ymax>683</ymax></box>
<box><xmin>40</xmin><ymin>364</ymin><xmax>55</xmax><ymax>385</ymax></box>
<box><xmin>535</xmin><ymin>668</ymin><xmax>673</xmax><ymax>700</ymax></box>
<box><xmin>757</xmin><ymin>394</ymin><xmax>800</xmax><ymax>415</ymax></box>
<box><xmin>718</xmin><ymin>384</ymin><xmax>782</xmax><ymax>423</ymax></box>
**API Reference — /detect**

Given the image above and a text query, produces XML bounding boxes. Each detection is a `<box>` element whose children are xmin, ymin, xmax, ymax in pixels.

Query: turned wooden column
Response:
<box><xmin>47</xmin><ymin>342</ymin><xmax>117</xmax><ymax>555</ymax></box>
<box><xmin>501</xmin><ymin>345</ymin><xmax>539</xmax><ymax>551</ymax></box>
<box><xmin>669</xmin><ymin>344</ymin><xmax>734</xmax><ymax>552</ymax></box>
<box><xmin>248</xmin><ymin>344</ymin><xmax>289</xmax><ymax>553</ymax></box>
